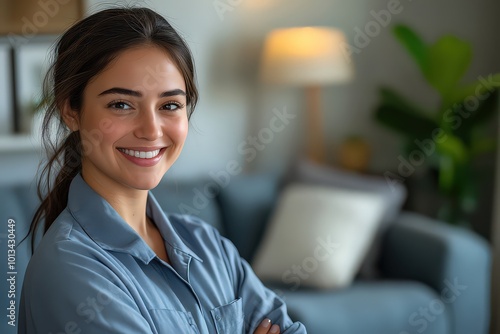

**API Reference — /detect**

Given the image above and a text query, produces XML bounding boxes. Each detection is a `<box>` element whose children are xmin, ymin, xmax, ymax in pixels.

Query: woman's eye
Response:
<box><xmin>162</xmin><ymin>102</ymin><xmax>184</xmax><ymax>111</ymax></box>
<box><xmin>108</xmin><ymin>101</ymin><xmax>132</xmax><ymax>110</ymax></box>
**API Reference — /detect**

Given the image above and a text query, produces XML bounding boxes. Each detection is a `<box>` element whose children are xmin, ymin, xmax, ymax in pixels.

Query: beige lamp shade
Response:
<box><xmin>260</xmin><ymin>27</ymin><xmax>354</xmax><ymax>86</ymax></box>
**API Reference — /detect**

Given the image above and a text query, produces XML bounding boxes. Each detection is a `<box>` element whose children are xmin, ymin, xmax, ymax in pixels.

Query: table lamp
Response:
<box><xmin>259</xmin><ymin>27</ymin><xmax>353</xmax><ymax>163</ymax></box>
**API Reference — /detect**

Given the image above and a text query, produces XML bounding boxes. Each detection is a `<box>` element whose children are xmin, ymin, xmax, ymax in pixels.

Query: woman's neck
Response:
<box><xmin>81</xmin><ymin>170</ymin><xmax>150</xmax><ymax>236</ymax></box>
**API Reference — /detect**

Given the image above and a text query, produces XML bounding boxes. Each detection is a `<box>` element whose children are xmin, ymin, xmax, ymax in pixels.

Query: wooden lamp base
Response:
<box><xmin>305</xmin><ymin>85</ymin><xmax>326</xmax><ymax>164</ymax></box>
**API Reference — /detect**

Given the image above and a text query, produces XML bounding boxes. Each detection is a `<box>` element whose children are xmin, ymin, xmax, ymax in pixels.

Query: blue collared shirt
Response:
<box><xmin>19</xmin><ymin>174</ymin><xmax>306</xmax><ymax>333</ymax></box>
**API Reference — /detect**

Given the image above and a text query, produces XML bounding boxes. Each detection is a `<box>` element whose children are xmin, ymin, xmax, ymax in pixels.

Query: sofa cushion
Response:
<box><xmin>276</xmin><ymin>280</ymin><xmax>449</xmax><ymax>334</ymax></box>
<box><xmin>286</xmin><ymin>158</ymin><xmax>407</xmax><ymax>278</ymax></box>
<box><xmin>252</xmin><ymin>183</ymin><xmax>386</xmax><ymax>289</ymax></box>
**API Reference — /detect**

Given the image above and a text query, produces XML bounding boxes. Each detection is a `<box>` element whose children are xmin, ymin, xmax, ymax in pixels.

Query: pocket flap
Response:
<box><xmin>210</xmin><ymin>297</ymin><xmax>245</xmax><ymax>334</ymax></box>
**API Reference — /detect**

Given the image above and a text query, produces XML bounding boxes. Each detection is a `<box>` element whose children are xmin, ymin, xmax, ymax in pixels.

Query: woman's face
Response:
<box><xmin>71</xmin><ymin>45</ymin><xmax>188</xmax><ymax>192</ymax></box>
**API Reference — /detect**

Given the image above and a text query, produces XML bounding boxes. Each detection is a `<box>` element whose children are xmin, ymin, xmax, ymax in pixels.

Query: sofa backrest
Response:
<box><xmin>217</xmin><ymin>173</ymin><xmax>280</xmax><ymax>262</ymax></box>
<box><xmin>0</xmin><ymin>182</ymin><xmax>39</xmax><ymax>334</ymax></box>
<box><xmin>151</xmin><ymin>179</ymin><xmax>224</xmax><ymax>233</ymax></box>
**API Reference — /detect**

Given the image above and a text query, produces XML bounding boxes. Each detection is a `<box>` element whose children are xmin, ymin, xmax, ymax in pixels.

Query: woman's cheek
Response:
<box><xmin>171</xmin><ymin>117</ymin><xmax>189</xmax><ymax>141</ymax></box>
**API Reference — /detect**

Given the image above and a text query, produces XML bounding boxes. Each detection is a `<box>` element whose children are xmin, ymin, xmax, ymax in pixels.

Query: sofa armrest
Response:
<box><xmin>379</xmin><ymin>211</ymin><xmax>491</xmax><ymax>334</ymax></box>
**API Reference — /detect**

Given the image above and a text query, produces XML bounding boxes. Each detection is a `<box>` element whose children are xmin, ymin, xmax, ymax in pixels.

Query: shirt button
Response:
<box><xmin>216</xmin><ymin>315</ymin><xmax>222</xmax><ymax>321</ymax></box>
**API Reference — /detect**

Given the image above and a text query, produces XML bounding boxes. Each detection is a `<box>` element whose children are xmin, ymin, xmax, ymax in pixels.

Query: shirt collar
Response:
<box><xmin>67</xmin><ymin>174</ymin><xmax>202</xmax><ymax>264</ymax></box>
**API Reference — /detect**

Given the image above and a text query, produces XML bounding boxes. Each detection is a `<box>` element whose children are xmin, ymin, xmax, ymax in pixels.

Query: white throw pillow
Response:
<box><xmin>252</xmin><ymin>183</ymin><xmax>386</xmax><ymax>290</ymax></box>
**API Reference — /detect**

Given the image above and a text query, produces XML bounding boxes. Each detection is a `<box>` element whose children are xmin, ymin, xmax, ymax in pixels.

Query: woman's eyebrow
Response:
<box><xmin>98</xmin><ymin>87</ymin><xmax>186</xmax><ymax>98</ymax></box>
<box><xmin>159</xmin><ymin>89</ymin><xmax>186</xmax><ymax>98</ymax></box>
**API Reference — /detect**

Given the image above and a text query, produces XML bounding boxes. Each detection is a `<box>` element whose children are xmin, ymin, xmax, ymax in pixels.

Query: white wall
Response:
<box><xmin>1</xmin><ymin>0</ymin><xmax>499</xmax><ymax>184</ymax></box>
<box><xmin>60</xmin><ymin>0</ymin><xmax>500</xmax><ymax>176</ymax></box>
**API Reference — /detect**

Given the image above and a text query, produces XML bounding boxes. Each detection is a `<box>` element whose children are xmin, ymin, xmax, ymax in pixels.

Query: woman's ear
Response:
<box><xmin>60</xmin><ymin>100</ymin><xmax>79</xmax><ymax>131</ymax></box>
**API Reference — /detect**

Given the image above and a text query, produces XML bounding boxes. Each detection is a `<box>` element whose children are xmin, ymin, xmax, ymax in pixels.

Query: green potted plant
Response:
<box><xmin>374</xmin><ymin>24</ymin><xmax>500</xmax><ymax>226</ymax></box>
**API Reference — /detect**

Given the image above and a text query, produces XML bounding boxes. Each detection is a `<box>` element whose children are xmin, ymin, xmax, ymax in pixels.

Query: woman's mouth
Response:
<box><xmin>116</xmin><ymin>147</ymin><xmax>167</xmax><ymax>167</ymax></box>
<box><xmin>117</xmin><ymin>148</ymin><xmax>161</xmax><ymax>159</ymax></box>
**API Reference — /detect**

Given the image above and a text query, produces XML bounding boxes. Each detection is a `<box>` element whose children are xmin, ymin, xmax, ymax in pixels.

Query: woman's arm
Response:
<box><xmin>218</xmin><ymin>234</ymin><xmax>307</xmax><ymax>334</ymax></box>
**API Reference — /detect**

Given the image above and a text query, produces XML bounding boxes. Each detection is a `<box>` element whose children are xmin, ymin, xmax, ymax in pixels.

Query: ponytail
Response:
<box><xmin>27</xmin><ymin>128</ymin><xmax>82</xmax><ymax>252</ymax></box>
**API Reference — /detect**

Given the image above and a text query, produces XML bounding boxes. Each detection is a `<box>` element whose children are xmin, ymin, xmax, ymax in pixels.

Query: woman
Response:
<box><xmin>19</xmin><ymin>7</ymin><xmax>306</xmax><ymax>334</ymax></box>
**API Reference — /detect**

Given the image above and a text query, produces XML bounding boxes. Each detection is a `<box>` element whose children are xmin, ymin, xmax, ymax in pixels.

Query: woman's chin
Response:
<box><xmin>139</xmin><ymin>181</ymin><xmax>163</xmax><ymax>191</ymax></box>
<box><xmin>126</xmin><ymin>174</ymin><xmax>164</xmax><ymax>191</ymax></box>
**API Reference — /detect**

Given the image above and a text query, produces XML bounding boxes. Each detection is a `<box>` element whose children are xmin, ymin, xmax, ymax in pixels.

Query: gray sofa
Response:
<box><xmin>0</xmin><ymin>166</ymin><xmax>491</xmax><ymax>334</ymax></box>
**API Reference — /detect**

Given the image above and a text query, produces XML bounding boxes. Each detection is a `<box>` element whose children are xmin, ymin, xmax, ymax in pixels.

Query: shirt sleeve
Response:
<box><xmin>19</xmin><ymin>239</ymin><xmax>154</xmax><ymax>334</ymax></box>
<box><xmin>217</xmin><ymin>231</ymin><xmax>307</xmax><ymax>334</ymax></box>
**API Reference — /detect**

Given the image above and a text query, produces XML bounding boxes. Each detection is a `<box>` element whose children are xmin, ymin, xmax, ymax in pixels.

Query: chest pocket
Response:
<box><xmin>210</xmin><ymin>297</ymin><xmax>245</xmax><ymax>334</ymax></box>
<box><xmin>149</xmin><ymin>309</ymin><xmax>200</xmax><ymax>334</ymax></box>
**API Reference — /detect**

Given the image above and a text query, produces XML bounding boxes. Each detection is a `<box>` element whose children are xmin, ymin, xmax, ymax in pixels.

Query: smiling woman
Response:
<box><xmin>18</xmin><ymin>7</ymin><xmax>306</xmax><ymax>334</ymax></box>
<box><xmin>70</xmin><ymin>46</ymin><xmax>189</xmax><ymax>193</ymax></box>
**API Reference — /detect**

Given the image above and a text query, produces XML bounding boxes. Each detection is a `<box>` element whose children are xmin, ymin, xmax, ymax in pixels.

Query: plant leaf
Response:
<box><xmin>451</xmin><ymin>74</ymin><xmax>500</xmax><ymax>106</ymax></box>
<box><xmin>436</xmin><ymin>134</ymin><xmax>468</xmax><ymax>164</ymax></box>
<box><xmin>375</xmin><ymin>87</ymin><xmax>438</xmax><ymax>138</ymax></box>
<box><xmin>393</xmin><ymin>25</ymin><xmax>429</xmax><ymax>74</ymax></box>
<box><xmin>453</xmin><ymin>89</ymin><xmax>499</xmax><ymax>140</ymax></box>
<box><xmin>379</xmin><ymin>87</ymin><xmax>431</xmax><ymax>115</ymax></box>
<box><xmin>374</xmin><ymin>102</ymin><xmax>438</xmax><ymax>139</ymax></box>
<box><xmin>426</xmin><ymin>36</ymin><xmax>473</xmax><ymax>99</ymax></box>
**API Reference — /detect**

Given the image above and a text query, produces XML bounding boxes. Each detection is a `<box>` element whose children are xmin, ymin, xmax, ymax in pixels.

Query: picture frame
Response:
<box><xmin>0</xmin><ymin>0</ymin><xmax>83</xmax><ymax>135</ymax></box>
<box><xmin>0</xmin><ymin>43</ymin><xmax>13</xmax><ymax>135</ymax></box>
<box><xmin>0</xmin><ymin>0</ymin><xmax>84</xmax><ymax>36</ymax></box>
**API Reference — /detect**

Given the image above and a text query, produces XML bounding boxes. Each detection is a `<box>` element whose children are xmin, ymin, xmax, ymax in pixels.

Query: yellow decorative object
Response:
<box><xmin>339</xmin><ymin>136</ymin><xmax>371</xmax><ymax>172</ymax></box>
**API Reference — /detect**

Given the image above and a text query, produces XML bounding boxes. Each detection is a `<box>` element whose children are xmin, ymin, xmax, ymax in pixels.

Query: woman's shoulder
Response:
<box><xmin>27</xmin><ymin>209</ymin><xmax>107</xmax><ymax>278</ymax></box>
<box><xmin>37</xmin><ymin>208</ymin><xmax>95</xmax><ymax>246</ymax></box>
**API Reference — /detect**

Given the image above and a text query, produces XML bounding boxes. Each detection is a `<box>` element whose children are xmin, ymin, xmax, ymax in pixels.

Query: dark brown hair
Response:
<box><xmin>25</xmin><ymin>7</ymin><xmax>198</xmax><ymax>251</ymax></box>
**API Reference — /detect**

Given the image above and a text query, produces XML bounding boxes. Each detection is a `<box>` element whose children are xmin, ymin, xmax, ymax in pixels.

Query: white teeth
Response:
<box><xmin>118</xmin><ymin>148</ymin><xmax>161</xmax><ymax>159</ymax></box>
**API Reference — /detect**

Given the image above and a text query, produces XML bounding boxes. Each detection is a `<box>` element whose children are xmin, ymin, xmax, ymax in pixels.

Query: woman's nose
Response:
<box><xmin>133</xmin><ymin>109</ymin><xmax>163</xmax><ymax>140</ymax></box>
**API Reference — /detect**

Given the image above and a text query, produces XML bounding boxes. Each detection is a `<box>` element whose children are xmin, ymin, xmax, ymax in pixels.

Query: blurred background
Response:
<box><xmin>1</xmin><ymin>0</ymin><xmax>499</xmax><ymax>232</ymax></box>
<box><xmin>0</xmin><ymin>0</ymin><xmax>499</xmax><ymax>333</ymax></box>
